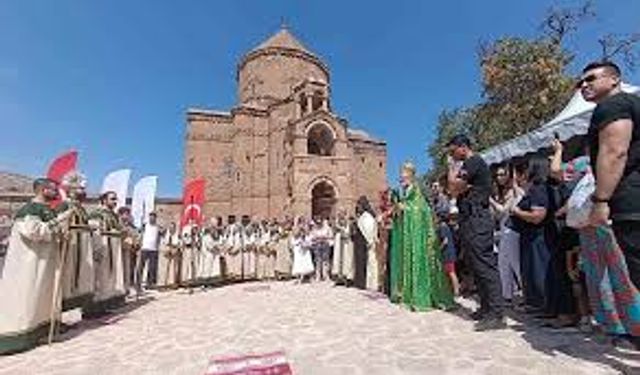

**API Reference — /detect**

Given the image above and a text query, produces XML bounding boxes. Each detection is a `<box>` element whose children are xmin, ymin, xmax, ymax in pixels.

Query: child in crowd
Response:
<box><xmin>437</xmin><ymin>208</ymin><xmax>460</xmax><ymax>296</ymax></box>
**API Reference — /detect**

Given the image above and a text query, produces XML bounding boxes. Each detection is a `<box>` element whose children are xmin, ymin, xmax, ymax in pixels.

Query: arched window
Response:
<box><xmin>300</xmin><ymin>94</ymin><xmax>308</xmax><ymax>115</ymax></box>
<box><xmin>307</xmin><ymin>123</ymin><xmax>335</xmax><ymax>156</ymax></box>
<box><xmin>312</xmin><ymin>90</ymin><xmax>324</xmax><ymax>111</ymax></box>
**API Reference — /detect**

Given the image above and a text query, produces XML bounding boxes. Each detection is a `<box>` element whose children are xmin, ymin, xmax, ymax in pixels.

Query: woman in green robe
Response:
<box><xmin>390</xmin><ymin>162</ymin><xmax>454</xmax><ymax>311</ymax></box>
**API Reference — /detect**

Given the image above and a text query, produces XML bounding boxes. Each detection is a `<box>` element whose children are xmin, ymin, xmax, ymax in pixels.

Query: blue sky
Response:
<box><xmin>1</xmin><ymin>0</ymin><xmax>639</xmax><ymax>196</ymax></box>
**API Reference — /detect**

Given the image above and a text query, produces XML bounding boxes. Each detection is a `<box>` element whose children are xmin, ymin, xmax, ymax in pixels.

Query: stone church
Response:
<box><xmin>184</xmin><ymin>28</ymin><xmax>387</xmax><ymax>222</ymax></box>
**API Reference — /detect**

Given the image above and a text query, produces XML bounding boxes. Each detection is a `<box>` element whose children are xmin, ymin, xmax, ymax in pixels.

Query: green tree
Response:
<box><xmin>426</xmin><ymin>107</ymin><xmax>478</xmax><ymax>183</ymax></box>
<box><xmin>426</xmin><ymin>0</ymin><xmax>639</xmax><ymax>178</ymax></box>
<box><xmin>477</xmin><ymin>37</ymin><xmax>575</xmax><ymax>139</ymax></box>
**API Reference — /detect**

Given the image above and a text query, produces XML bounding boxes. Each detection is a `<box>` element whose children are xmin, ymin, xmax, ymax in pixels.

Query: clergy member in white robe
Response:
<box><xmin>332</xmin><ymin>215</ymin><xmax>354</xmax><ymax>284</ymax></box>
<box><xmin>198</xmin><ymin>226</ymin><xmax>221</xmax><ymax>283</ymax></box>
<box><xmin>242</xmin><ymin>223</ymin><xmax>257</xmax><ymax>280</ymax></box>
<box><xmin>211</xmin><ymin>228</ymin><xmax>223</xmax><ymax>279</ymax></box>
<box><xmin>0</xmin><ymin>178</ymin><xmax>73</xmax><ymax>354</ymax></box>
<box><xmin>358</xmin><ymin>208</ymin><xmax>379</xmax><ymax>291</ymax></box>
<box><xmin>159</xmin><ymin>222</ymin><xmax>180</xmax><ymax>288</ymax></box>
<box><xmin>255</xmin><ymin>223</ymin><xmax>271</xmax><ymax>280</ymax></box>
<box><xmin>180</xmin><ymin>224</ymin><xmax>199</xmax><ymax>286</ymax></box>
<box><xmin>265</xmin><ymin>224</ymin><xmax>277</xmax><ymax>280</ymax></box>
<box><xmin>224</xmin><ymin>223</ymin><xmax>242</xmax><ymax>279</ymax></box>
<box><xmin>274</xmin><ymin>223</ymin><xmax>292</xmax><ymax>279</ymax></box>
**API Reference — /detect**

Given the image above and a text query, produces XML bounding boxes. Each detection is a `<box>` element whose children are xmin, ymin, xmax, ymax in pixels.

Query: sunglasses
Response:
<box><xmin>575</xmin><ymin>74</ymin><xmax>602</xmax><ymax>88</ymax></box>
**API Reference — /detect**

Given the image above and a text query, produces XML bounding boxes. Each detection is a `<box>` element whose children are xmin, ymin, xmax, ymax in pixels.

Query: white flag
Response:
<box><xmin>100</xmin><ymin>169</ymin><xmax>131</xmax><ymax>209</ymax></box>
<box><xmin>131</xmin><ymin>175</ymin><xmax>158</xmax><ymax>229</ymax></box>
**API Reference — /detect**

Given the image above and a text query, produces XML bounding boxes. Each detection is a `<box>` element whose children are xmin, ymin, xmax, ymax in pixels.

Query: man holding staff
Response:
<box><xmin>0</xmin><ymin>178</ymin><xmax>73</xmax><ymax>354</ymax></box>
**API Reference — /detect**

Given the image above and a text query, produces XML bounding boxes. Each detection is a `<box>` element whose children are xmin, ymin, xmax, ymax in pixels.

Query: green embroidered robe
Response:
<box><xmin>390</xmin><ymin>184</ymin><xmax>453</xmax><ymax>311</ymax></box>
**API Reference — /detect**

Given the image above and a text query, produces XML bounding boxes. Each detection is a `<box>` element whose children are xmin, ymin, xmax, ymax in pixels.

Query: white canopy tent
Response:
<box><xmin>481</xmin><ymin>83</ymin><xmax>640</xmax><ymax>165</ymax></box>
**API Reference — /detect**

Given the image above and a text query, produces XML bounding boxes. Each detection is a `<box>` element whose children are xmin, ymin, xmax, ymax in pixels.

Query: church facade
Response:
<box><xmin>184</xmin><ymin>28</ymin><xmax>387</xmax><ymax>222</ymax></box>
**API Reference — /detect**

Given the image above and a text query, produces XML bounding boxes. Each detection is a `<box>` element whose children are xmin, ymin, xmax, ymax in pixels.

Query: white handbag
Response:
<box><xmin>566</xmin><ymin>173</ymin><xmax>595</xmax><ymax>229</ymax></box>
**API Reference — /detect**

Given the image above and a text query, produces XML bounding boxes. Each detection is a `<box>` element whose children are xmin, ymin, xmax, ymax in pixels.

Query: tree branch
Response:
<box><xmin>598</xmin><ymin>33</ymin><xmax>640</xmax><ymax>71</ymax></box>
<box><xmin>541</xmin><ymin>0</ymin><xmax>595</xmax><ymax>46</ymax></box>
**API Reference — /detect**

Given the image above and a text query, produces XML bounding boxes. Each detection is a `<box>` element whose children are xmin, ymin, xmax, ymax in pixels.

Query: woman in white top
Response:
<box><xmin>291</xmin><ymin>226</ymin><xmax>314</xmax><ymax>283</ymax></box>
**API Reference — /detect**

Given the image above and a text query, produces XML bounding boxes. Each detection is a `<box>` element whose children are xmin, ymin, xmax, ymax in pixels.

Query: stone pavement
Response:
<box><xmin>1</xmin><ymin>281</ymin><xmax>639</xmax><ymax>375</ymax></box>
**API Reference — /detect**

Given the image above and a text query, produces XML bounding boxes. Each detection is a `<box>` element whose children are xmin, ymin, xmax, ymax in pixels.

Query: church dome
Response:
<box><xmin>237</xmin><ymin>28</ymin><xmax>330</xmax><ymax>107</ymax></box>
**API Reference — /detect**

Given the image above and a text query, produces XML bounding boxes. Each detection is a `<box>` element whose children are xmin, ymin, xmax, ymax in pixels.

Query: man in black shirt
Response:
<box><xmin>581</xmin><ymin>61</ymin><xmax>640</xmax><ymax>290</ymax></box>
<box><xmin>447</xmin><ymin>134</ymin><xmax>505</xmax><ymax>331</ymax></box>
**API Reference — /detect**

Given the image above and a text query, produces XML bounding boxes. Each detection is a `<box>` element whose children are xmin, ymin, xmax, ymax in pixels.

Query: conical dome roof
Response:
<box><xmin>252</xmin><ymin>28</ymin><xmax>313</xmax><ymax>55</ymax></box>
<box><xmin>237</xmin><ymin>27</ymin><xmax>329</xmax><ymax>107</ymax></box>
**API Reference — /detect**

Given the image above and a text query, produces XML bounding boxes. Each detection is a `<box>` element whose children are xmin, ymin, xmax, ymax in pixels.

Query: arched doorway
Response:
<box><xmin>311</xmin><ymin>181</ymin><xmax>336</xmax><ymax>220</ymax></box>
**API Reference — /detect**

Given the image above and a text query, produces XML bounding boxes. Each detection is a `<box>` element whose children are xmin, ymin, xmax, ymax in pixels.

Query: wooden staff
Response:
<box><xmin>48</xmin><ymin>212</ymin><xmax>72</xmax><ymax>345</ymax></box>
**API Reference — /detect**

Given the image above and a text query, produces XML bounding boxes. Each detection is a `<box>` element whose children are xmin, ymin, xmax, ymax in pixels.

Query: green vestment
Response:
<box><xmin>390</xmin><ymin>184</ymin><xmax>453</xmax><ymax>311</ymax></box>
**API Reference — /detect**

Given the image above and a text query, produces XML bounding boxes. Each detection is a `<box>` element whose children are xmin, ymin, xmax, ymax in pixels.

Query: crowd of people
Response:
<box><xmin>1</xmin><ymin>60</ymin><xmax>639</xmax><ymax>354</ymax></box>
<box><xmin>430</xmin><ymin>61</ymin><xmax>640</xmax><ymax>346</ymax></box>
<box><xmin>0</xmin><ymin>159</ymin><xmax>456</xmax><ymax>354</ymax></box>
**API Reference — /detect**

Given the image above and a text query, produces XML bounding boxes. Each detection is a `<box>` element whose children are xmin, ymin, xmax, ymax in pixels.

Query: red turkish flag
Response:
<box><xmin>181</xmin><ymin>178</ymin><xmax>206</xmax><ymax>227</ymax></box>
<box><xmin>47</xmin><ymin>150</ymin><xmax>78</xmax><ymax>183</ymax></box>
<box><xmin>46</xmin><ymin>150</ymin><xmax>78</xmax><ymax>208</ymax></box>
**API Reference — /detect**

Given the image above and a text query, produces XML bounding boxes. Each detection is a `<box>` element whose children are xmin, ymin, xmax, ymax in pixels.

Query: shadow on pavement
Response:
<box><xmin>504</xmin><ymin>306</ymin><xmax>640</xmax><ymax>374</ymax></box>
<box><xmin>56</xmin><ymin>296</ymin><xmax>155</xmax><ymax>343</ymax></box>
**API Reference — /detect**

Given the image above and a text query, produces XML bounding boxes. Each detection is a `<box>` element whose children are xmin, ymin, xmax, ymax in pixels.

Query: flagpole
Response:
<box><xmin>135</xmin><ymin>200</ymin><xmax>146</xmax><ymax>299</ymax></box>
<box><xmin>188</xmin><ymin>194</ymin><xmax>195</xmax><ymax>294</ymax></box>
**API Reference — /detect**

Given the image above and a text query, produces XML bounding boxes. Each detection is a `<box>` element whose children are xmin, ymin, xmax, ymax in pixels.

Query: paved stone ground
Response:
<box><xmin>1</xmin><ymin>281</ymin><xmax>639</xmax><ymax>375</ymax></box>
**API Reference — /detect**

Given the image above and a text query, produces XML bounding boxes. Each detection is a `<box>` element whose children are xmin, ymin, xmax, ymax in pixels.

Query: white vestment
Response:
<box><xmin>199</xmin><ymin>232</ymin><xmax>221</xmax><ymax>280</ymax></box>
<box><xmin>274</xmin><ymin>229</ymin><xmax>292</xmax><ymax>276</ymax></box>
<box><xmin>158</xmin><ymin>231</ymin><xmax>180</xmax><ymax>287</ymax></box>
<box><xmin>0</xmin><ymin>203</ymin><xmax>62</xmax><ymax>353</ymax></box>
<box><xmin>358</xmin><ymin>212</ymin><xmax>379</xmax><ymax>291</ymax></box>
<box><xmin>332</xmin><ymin>223</ymin><xmax>355</xmax><ymax>280</ymax></box>
<box><xmin>242</xmin><ymin>230</ymin><xmax>257</xmax><ymax>279</ymax></box>
<box><xmin>255</xmin><ymin>228</ymin><xmax>272</xmax><ymax>280</ymax></box>
<box><xmin>180</xmin><ymin>225</ymin><xmax>198</xmax><ymax>284</ymax></box>
<box><xmin>224</xmin><ymin>225</ymin><xmax>242</xmax><ymax>278</ymax></box>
